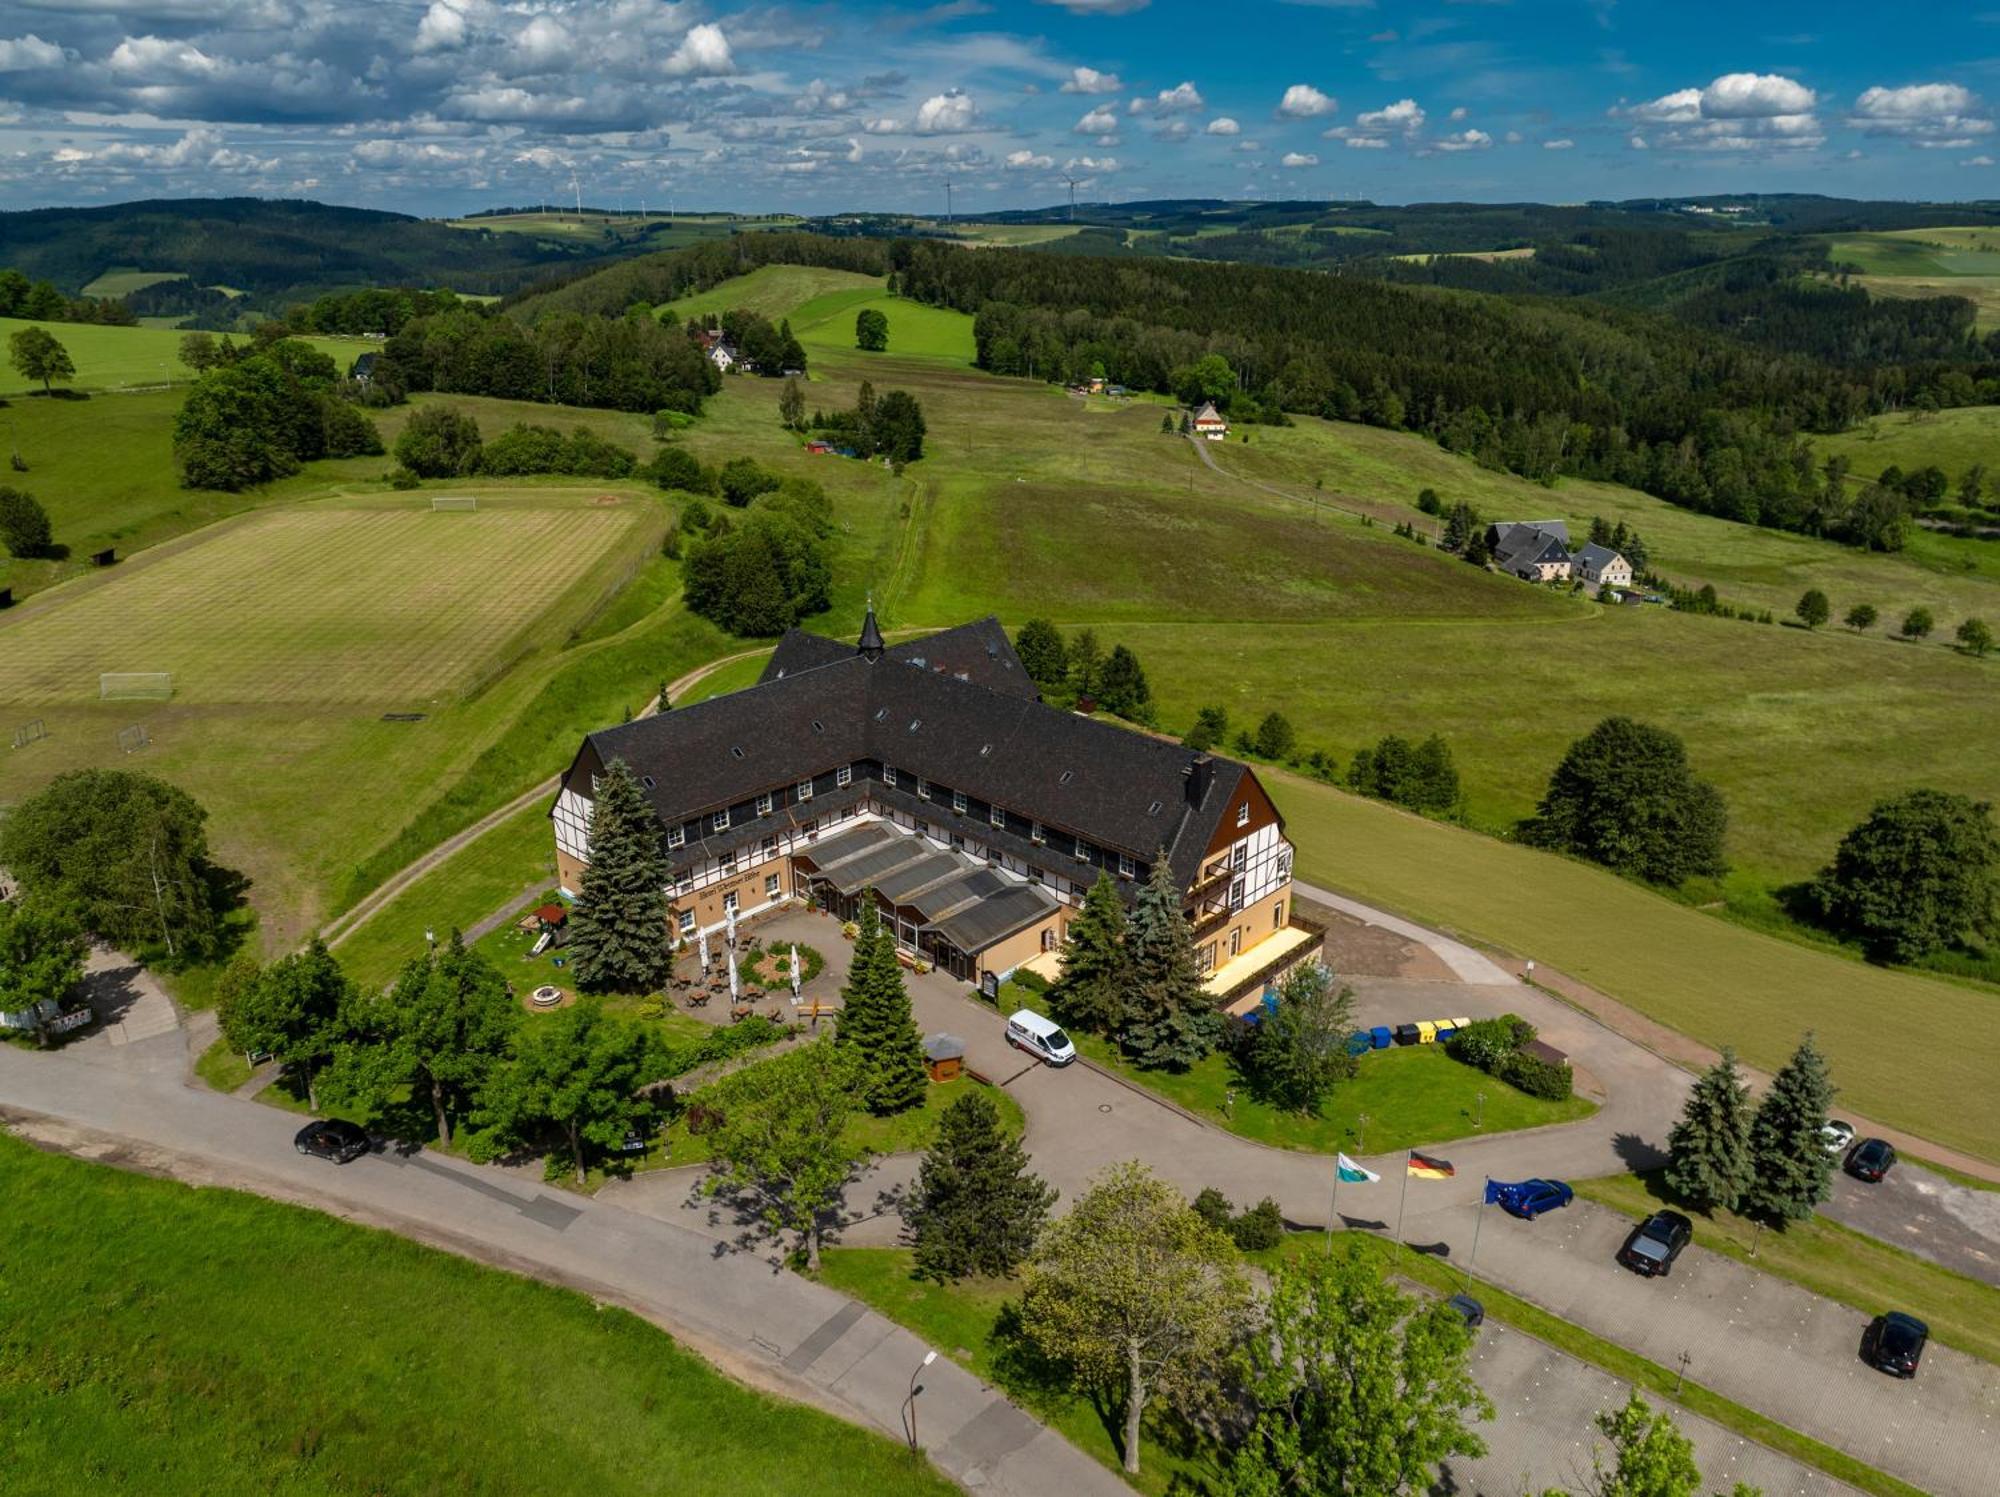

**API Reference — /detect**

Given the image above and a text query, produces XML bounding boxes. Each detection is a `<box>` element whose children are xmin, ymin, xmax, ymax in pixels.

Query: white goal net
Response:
<box><xmin>100</xmin><ymin>672</ymin><xmax>174</xmax><ymax>701</ymax></box>
<box><xmin>431</xmin><ymin>495</ymin><xmax>479</xmax><ymax>512</ymax></box>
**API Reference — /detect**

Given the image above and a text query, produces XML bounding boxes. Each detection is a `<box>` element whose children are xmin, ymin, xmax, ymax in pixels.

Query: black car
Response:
<box><xmin>294</xmin><ymin>1119</ymin><xmax>370</xmax><ymax>1163</ymax></box>
<box><xmin>1446</xmin><ymin>1293</ymin><xmax>1485</xmax><ymax>1329</ymax></box>
<box><xmin>1617</xmin><ymin>1210</ymin><xmax>1692</xmax><ymax>1278</ymax></box>
<box><xmin>1848</xmin><ymin>1137</ymin><xmax>1897</xmax><ymax>1183</ymax></box>
<box><xmin>1864</xmin><ymin>1312</ymin><xmax>1928</xmax><ymax>1378</ymax></box>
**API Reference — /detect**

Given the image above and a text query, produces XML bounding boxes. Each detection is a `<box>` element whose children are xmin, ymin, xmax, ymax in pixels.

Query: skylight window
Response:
<box><xmin>731</xmin><ymin>746</ymin><xmax>745</xmax><ymax>759</ymax></box>
<box><xmin>979</xmin><ymin>743</ymin><xmax>992</xmax><ymax>756</ymax></box>
<box><xmin>642</xmin><ymin>775</ymin><xmax>656</xmax><ymax>789</ymax></box>
<box><xmin>909</xmin><ymin>719</ymin><xmax>922</xmax><ymax>732</ymax></box>
<box><xmin>811</xmin><ymin>719</ymin><xmax>825</xmax><ymax>733</ymax></box>
<box><xmin>874</xmin><ymin>707</ymin><xmax>890</xmax><ymax>721</ymax></box>
<box><xmin>1147</xmin><ymin>799</ymin><xmax>1162</xmax><ymax>815</ymax></box>
<box><xmin>1059</xmin><ymin>770</ymin><xmax>1074</xmax><ymax>785</ymax></box>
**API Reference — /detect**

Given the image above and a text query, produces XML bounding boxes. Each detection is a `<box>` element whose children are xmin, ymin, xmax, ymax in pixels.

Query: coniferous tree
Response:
<box><xmin>908</xmin><ymin>1089</ymin><xmax>1056</xmax><ymax>1280</ymax></box>
<box><xmin>834</xmin><ymin>899</ymin><xmax>928</xmax><ymax>1114</ymax></box>
<box><xmin>1118</xmin><ymin>854</ymin><xmax>1219</xmax><ymax>1069</ymax></box>
<box><xmin>1013</xmin><ymin>617</ymin><xmax>1069</xmax><ymax>692</ymax></box>
<box><xmin>1745</xmin><ymin>1033</ymin><xmax>1837</xmax><ymax>1223</ymax></box>
<box><xmin>1662</xmin><ymin>1047</ymin><xmax>1755</xmax><ymax>1212</ymax></box>
<box><xmin>1096</xmin><ymin>644</ymin><xmax>1152</xmax><ymax>719</ymax></box>
<box><xmin>567</xmin><ymin>758</ymin><xmax>671</xmax><ymax>993</ymax></box>
<box><xmin>1048</xmin><ymin>871</ymin><xmax>1131</xmax><ymax>1036</ymax></box>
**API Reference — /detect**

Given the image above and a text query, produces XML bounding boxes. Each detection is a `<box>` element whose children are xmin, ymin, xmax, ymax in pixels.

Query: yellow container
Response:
<box><xmin>1415</xmin><ymin>1020</ymin><xmax>1437</xmax><ymax>1045</ymax></box>
<box><xmin>1448</xmin><ymin>1016</ymin><xmax>1472</xmax><ymax>1031</ymax></box>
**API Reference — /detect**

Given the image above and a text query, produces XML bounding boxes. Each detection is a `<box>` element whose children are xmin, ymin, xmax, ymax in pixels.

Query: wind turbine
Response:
<box><xmin>570</xmin><ymin>170</ymin><xmax>582</xmax><ymax>220</ymax></box>
<box><xmin>944</xmin><ymin>178</ymin><xmax>953</xmax><ymax>226</ymax></box>
<box><xmin>1063</xmin><ymin>175</ymin><xmax>1080</xmax><ymax>221</ymax></box>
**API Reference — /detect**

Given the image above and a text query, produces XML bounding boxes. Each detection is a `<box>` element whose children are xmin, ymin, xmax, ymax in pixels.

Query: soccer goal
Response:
<box><xmin>431</xmin><ymin>495</ymin><xmax>479</xmax><ymax>512</ymax></box>
<box><xmin>100</xmin><ymin>672</ymin><xmax>174</xmax><ymax>701</ymax></box>
<box><xmin>10</xmin><ymin>718</ymin><xmax>46</xmax><ymax>750</ymax></box>
<box><xmin>115</xmin><ymin>724</ymin><xmax>152</xmax><ymax>754</ymax></box>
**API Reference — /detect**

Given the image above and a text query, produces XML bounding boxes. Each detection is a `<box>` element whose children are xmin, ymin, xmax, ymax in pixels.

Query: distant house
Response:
<box><xmin>1486</xmin><ymin>521</ymin><xmax>1573</xmax><ymax>582</ymax></box>
<box><xmin>349</xmin><ymin>352</ymin><xmax>377</xmax><ymax>385</ymax></box>
<box><xmin>1191</xmin><ymin>401</ymin><xmax>1229</xmax><ymax>441</ymax></box>
<box><xmin>693</xmin><ymin>329</ymin><xmax>737</xmax><ymax>372</ymax></box>
<box><xmin>1571</xmin><ymin>542</ymin><xmax>1633</xmax><ymax>590</ymax></box>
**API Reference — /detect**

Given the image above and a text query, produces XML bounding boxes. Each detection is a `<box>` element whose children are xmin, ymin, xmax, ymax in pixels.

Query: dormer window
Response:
<box><xmin>952</xmin><ymin>790</ymin><xmax>967</xmax><ymax>815</ymax></box>
<box><xmin>711</xmin><ymin>809</ymin><xmax>730</xmax><ymax>834</ymax></box>
<box><xmin>884</xmin><ymin>766</ymin><xmax>898</xmax><ymax>787</ymax></box>
<box><xmin>916</xmin><ymin>778</ymin><xmax>931</xmax><ymax>800</ymax></box>
<box><xmin>1074</xmin><ymin>836</ymin><xmax>1090</xmax><ymax>863</ymax></box>
<box><xmin>755</xmin><ymin>792</ymin><xmax>773</xmax><ymax>816</ymax></box>
<box><xmin>1118</xmin><ymin>854</ymin><xmax>1135</xmax><ymax>879</ymax></box>
<box><xmin>797</xmin><ymin>777</ymin><xmax>814</xmax><ymax>801</ymax></box>
<box><xmin>1031</xmin><ymin>821</ymin><xmax>1045</xmax><ymax>845</ymax></box>
<box><xmin>668</xmin><ymin>826</ymin><xmax>685</xmax><ymax>849</ymax></box>
<box><xmin>989</xmin><ymin>805</ymin><xmax>1005</xmax><ymax>830</ymax></box>
<box><xmin>837</xmin><ymin>765</ymin><xmax>853</xmax><ymax>788</ymax></box>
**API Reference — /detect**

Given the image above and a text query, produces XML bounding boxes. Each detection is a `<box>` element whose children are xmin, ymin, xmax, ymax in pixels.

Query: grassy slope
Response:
<box><xmin>1817</xmin><ymin>404</ymin><xmax>2000</xmax><ymax>492</ymax></box>
<box><xmin>659</xmin><ymin>264</ymin><xmax>883</xmax><ymax>323</ymax></box>
<box><xmin>0</xmin><ymin>1132</ymin><xmax>951</xmax><ymax>1497</ymax></box>
<box><xmin>1573</xmin><ymin>1171</ymin><xmax>2000</xmax><ymax>1367</ymax></box>
<box><xmin>0</xmin><ymin>316</ymin><xmax>366</xmax><ymax>393</ymax></box>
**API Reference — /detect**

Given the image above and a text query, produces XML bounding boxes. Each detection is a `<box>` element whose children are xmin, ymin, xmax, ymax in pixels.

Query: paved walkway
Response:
<box><xmin>0</xmin><ymin>1038</ymin><xmax>1124</xmax><ymax>1497</ymax></box>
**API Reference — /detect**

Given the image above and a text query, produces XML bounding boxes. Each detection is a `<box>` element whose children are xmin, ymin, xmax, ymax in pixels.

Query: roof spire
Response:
<box><xmin>858</xmin><ymin>593</ymin><xmax>885</xmax><ymax>662</ymax></box>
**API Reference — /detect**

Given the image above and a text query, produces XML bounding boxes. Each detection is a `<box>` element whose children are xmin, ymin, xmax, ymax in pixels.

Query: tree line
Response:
<box><xmin>172</xmin><ymin>337</ymin><xmax>382</xmax><ymax>491</ymax></box>
<box><xmin>0</xmin><ymin>267</ymin><xmax>137</xmax><ymax>326</ymax></box>
<box><xmin>389</xmin><ymin>406</ymin><xmax>637</xmax><ymax>480</ymax></box>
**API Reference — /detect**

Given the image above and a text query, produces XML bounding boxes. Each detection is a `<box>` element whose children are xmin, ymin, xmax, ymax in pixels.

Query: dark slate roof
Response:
<box><xmin>759</xmin><ymin>616</ymin><xmax>1037</xmax><ymax>700</ymax></box>
<box><xmin>577</xmin><ymin>621</ymin><xmax>1258</xmax><ymax>890</ymax></box>
<box><xmin>1573</xmin><ymin>542</ymin><xmax>1624</xmax><ymax>570</ymax></box>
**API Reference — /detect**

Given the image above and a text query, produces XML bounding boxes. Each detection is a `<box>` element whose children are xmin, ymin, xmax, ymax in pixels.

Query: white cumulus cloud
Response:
<box><xmin>915</xmin><ymin>90</ymin><xmax>977</xmax><ymax>134</ymax></box>
<box><xmin>1206</xmin><ymin>116</ymin><xmax>1239</xmax><ymax>136</ymax></box>
<box><xmin>1850</xmin><ymin>83</ymin><xmax>1992</xmax><ymax>148</ymax></box>
<box><xmin>1075</xmin><ymin>106</ymin><xmax>1119</xmax><ymax>135</ymax></box>
<box><xmin>1345</xmin><ymin>136</ymin><xmax>1387</xmax><ymax>150</ymax></box>
<box><xmin>1432</xmin><ymin>129</ymin><xmax>1491</xmax><ymax>152</ymax></box>
<box><xmin>663</xmin><ymin>23</ymin><xmax>734</xmax><ymax>78</ymax></box>
<box><xmin>1544</xmin><ymin>138</ymin><xmax>1576</xmax><ymax>150</ymax></box>
<box><xmin>1281</xmin><ymin>151</ymin><xmax>1318</xmax><ymax>168</ymax></box>
<box><xmin>1621</xmin><ymin>72</ymin><xmax>1821</xmax><ymax>151</ymax></box>
<box><xmin>1005</xmin><ymin>149</ymin><xmax>1054</xmax><ymax>169</ymax></box>
<box><xmin>1061</xmin><ymin>66</ymin><xmax>1122</xmax><ymax>95</ymax></box>
<box><xmin>0</xmin><ymin>32</ymin><xmax>65</xmax><ymax>70</ymax></box>
<box><xmin>1356</xmin><ymin>98</ymin><xmax>1424</xmax><ymax>134</ymax></box>
<box><xmin>1277</xmin><ymin>84</ymin><xmax>1335</xmax><ymax>118</ymax></box>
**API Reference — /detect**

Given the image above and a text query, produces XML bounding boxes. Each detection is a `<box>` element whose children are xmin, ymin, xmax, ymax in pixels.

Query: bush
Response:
<box><xmin>718</xmin><ymin>456</ymin><xmax>781</xmax><ymax>507</ymax></box>
<box><xmin>1443</xmin><ymin>1016</ymin><xmax>1523</xmax><ymax>1073</ymax></box>
<box><xmin>1010</xmin><ymin>967</ymin><xmax>1051</xmax><ymax>994</ymax></box>
<box><xmin>1499</xmin><ymin>1049</ymin><xmax>1573</xmax><ymax>1101</ymax></box>
<box><xmin>1192</xmin><ymin>1188</ymin><xmax>1286</xmax><ymax>1251</ymax></box>
<box><xmin>395</xmin><ymin>405</ymin><xmax>483</xmax><ymax>478</ymax></box>
<box><xmin>0</xmin><ymin>484</ymin><xmax>54</xmax><ymax>557</ymax></box>
<box><xmin>648</xmin><ymin>446</ymin><xmax>713</xmax><ymax>493</ymax></box>
<box><xmin>389</xmin><ymin>468</ymin><xmax>421</xmax><ymax>490</ymax></box>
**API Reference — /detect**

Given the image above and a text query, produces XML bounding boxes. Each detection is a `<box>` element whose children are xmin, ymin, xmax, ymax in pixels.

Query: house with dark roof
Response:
<box><xmin>552</xmin><ymin>612</ymin><xmax>1316</xmax><ymax>1005</ymax></box>
<box><xmin>1486</xmin><ymin>521</ymin><xmax>1573</xmax><ymax>582</ymax></box>
<box><xmin>1191</xmin><ymin>401</ymin><xmax>1229</xmax><ymax>441</ymax></box>
<box><xmin>1570</xmin><ymin>542</ymin><xmax>1632</xmax><ymax>590</ymax></box>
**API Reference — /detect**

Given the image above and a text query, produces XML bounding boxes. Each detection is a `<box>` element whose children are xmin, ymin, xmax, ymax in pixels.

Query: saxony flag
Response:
<box><xmin>1336</xmin><ymin>1154</ymin><xmax>1379</xmax><ymax>1184</ymax></box>
<box><xmin>1406</xmin><ymin>1151</ymin><xmax>1456</xmax><ymax>1179</ymax></box>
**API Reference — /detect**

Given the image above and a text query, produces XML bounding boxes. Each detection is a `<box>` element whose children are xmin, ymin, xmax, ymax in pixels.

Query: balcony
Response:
<box><xmin>1190</xmin><ymin>904</ymin><xmax>1232</xmax><ymax>939</ymax></box>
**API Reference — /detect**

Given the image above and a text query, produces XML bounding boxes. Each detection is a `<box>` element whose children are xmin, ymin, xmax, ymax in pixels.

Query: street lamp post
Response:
<box><xmin>904</xmin><ymin>1350</ymin><xmax>937</xmax><ymax>1452</ymax></box>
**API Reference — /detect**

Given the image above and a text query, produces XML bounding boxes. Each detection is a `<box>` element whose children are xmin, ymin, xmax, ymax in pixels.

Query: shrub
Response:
<box><xmin>1010</xmin><ymin>967</ymin><xmax>1051</xmax><ymax>993</ymax></box>
<box><xmin>0</xmin><ymin>484</ymin><xmax>53</xmax><ymax>557</ymax></box>
<box><xmin>1499</xmin><ymin>1049</ymin><xmax>1573</xmax><ymax>1101</ymax></box>
<box><xmin>389</xmin><ymin>468</ymin><xmax>421</xmax><ymax>490</ymax></box>
<box><xmin>1443</xmin><ymin>1017</ymin><xmax>1522</xmax><ymax>1073</ymax></box>
<box><xmin>395</xmin><ymin>405</ymin><xmax>483</xmax><ymax>478</ymax></box>
<box><xmin>648</xmin><ymin>446</ymin><xmax>713</xmax><ymax>493</ymax></box>
<box><xmin>1230</xmin><ymin>1197</ymin><xmax>1285</xmax><ymax>1252</ymax></box>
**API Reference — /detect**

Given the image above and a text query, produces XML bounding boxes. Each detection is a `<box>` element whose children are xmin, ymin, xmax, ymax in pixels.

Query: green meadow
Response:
<box><xmin>0</xmin><ymin>1132</ymin><xmax>952</xmax><ymax>1497</ymax></box>
<box><xmin>79</xmin><ymin>267</ymin><xmax>191</xmax><ymax>298</ymax></box>
<box><xmin>0</xmin><ymin>315</ymin><xmax>366</xmax><ymax>393</ymax></box>
<box><xmin>658</xmin><ymin>263</ymin><xmax>881</xmax><ymax>323</ymax></box>
<box><xmin>1817</xmin><ymin>403</ymin><xmax>2000</xmax><ymax>493</ymax></box>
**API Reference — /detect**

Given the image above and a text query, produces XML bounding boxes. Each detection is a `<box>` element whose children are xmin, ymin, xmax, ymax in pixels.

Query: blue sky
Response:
<box><xmin>1</xmin><ymin>1</ymin><xmax>1997</xmax><ymax>214</ymax></box>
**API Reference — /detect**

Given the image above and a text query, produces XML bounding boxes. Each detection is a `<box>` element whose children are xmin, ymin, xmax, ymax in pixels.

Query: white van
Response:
<box><xmin>1005</xmin><ymin>1008</ymin><xmax>1077</xmax><ymax>1067</ymax></box>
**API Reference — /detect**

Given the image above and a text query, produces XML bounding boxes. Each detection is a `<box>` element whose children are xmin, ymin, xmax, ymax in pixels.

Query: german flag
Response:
<box><xmin>1406</xmin><ymin>1151</ymin><xmax>1456</xmax><ymax>1179</ymax></box>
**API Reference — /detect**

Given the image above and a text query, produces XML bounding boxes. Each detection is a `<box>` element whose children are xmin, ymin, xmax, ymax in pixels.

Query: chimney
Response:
<box><xmin>1184</xmin><ymin>753</ymin><xmax>1214</xmax><ymax>808</ymax></box>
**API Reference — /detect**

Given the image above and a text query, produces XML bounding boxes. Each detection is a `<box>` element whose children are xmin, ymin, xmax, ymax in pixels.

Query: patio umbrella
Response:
<box><xmin>726</xmin><ymin>903</ymin><xmax>738</xmax><ymax>950</ymax></box>
<box><xmin>790</xmin><ymin>944</ymin><xmax>802</xmax><ymax>1001</ymax></box>
<box><xmin>727</xmin><ymin>947</ymin><xmax>739</xmax><ymax>1001</ymax></box>
<box><xmin>698</xmin><ymin>926</ymin><xmax>710</xmax><ymax>973</ymax></box>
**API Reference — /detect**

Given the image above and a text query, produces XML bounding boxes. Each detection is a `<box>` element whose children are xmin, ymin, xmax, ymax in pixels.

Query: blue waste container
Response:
<box><xmin>1345</xmin><ymin>1029</ymin><xmax>1372</xmax><ymax>1056</ymax></box>
<box><xmin>1370</xmin><ymin>1025</ymin><xmax>1393</xmax><ymax>1050</ymax></box>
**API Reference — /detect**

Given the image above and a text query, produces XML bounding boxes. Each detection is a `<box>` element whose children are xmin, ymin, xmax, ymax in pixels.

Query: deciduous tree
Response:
<box><xmin>0</xmin><ymin>768</ymin><xmax>230</xmax><ymax>962</ymax></box>
<box><xmin>1225</xmin><ymin>1249</ymin><xmax>1490</xmax><ymax>1497</ymax></box>
<box><xmin>394</xmin><ymin>403</ymin><xmax>483</xmax><ymax>477</ymax></box>
<box><xmin>8</xmin><ymin>325</ymin><xmax>74</xmax><ymax>395</ymax></box>
<box><xmin>1843</xmin><ymin>602</ymin><xmax>1878</xmax><ymax>633</ymax></box>
<box><xmin>1794</xmin><ymin>589</ymin><xmax>1830</xmax><ymax>630</ymax></box>
<box><xmin>1520</xmin><ymin>717</ymin><xmax>1727</xmax><ymax>886</ymax></box>
<box><xmin>1239</xmin><ymin>962</ymin><xmax>1357</xmax><ymax>1115</ymax></box>
<box><xmin>1809</xmin><ymin>790</ymin><xmax>1998</xmax><ymax>962</ymax></box>
<box><xmin>1663</xmin><ymin>1047</ymin><xmax>1754</xmax><ymax>1212</ymax></box>
<box><xmin>1575</xmin><ymin>1391</ymin><xmax>1760</xmax><ymax>1497</ymax></box>
<box><xmin>0</xmin><ymin>899</ymin><xmax>86</xmax><ymax>1016</ymax></box>
<box><xmin>855</xmin><ymin>308</ymin><xmax>889</xmax><ymax>351</ymax></box>
<box><xmin>833</xmin><ymin>901</ymin><xmax>928</xmax><ymax>1115</ymax></box>
<box><xmin>908</xmin><ymin>1089</ymin><xmax>1055</xmax><ymax>1281</ymax></box>
<box><xmin>1021</xmin><ymin>1162</ymin><xmax>1251</xmax><ymax>1475</ymax></box>
<box><xmin>777</xmin><ymin>376</ymin><xmax>806</xmax><ymax>431</ymax></box>
<box><xmin>1899</xmin><ymin>606</ymin><xmax>1934</xmax><ymax>641</ymax></box>
<box><xmin>220</xmin><ymin>939</ymin><xmax>354</xmax><ymax>1110</ymax></box>
<box><xmin>479</xmin><ymin>998</ymin><xmax>665</xmax><ymax>1184</ymax></box>
<box><xmin>1957</xmin><ymin>617</ymin><xmax>1993</xmax><ymax>657</ymax></box>
<box><xmin>178</xmin><ymin>331</ymin><xmax>221</xmax><ymax>374</ymax></box>
<box><xmin>1745</xmin><ymin>1033</ymin><xmax>1836</xmax><ymax>1224</ymax></box>
<box><xmin>702</xmin><ymin>1036</ymin><xmax>864</xmax><ymax>1269</ymax></box>
<box><xmin>567</xmin><ymin>758</ymin><xmax>672</xmax><ymax>993</ymax></box>
<box><xmin>329</xmin><ymin>932</ymin><xmax>519</xmax><ymax>1144</ymax></box>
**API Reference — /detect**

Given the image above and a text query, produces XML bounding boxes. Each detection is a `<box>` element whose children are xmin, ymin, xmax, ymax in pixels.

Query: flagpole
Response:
<box><xmin>1395</xmin><ymin>1150</ymin><xmax>1412</xmax><ymax>1243</ymax></box>
<box><xmin>1327</xmin><ymin>1165</ymin><xmax>1339</xmax><ymax>1256</ymax></box>
<box><xmin>1466</xmin><ymin>1182</ymin><xmax>1488</xmax><ymax>1287</ymax></box>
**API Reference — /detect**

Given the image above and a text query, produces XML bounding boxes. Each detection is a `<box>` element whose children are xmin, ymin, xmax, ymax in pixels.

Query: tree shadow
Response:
<box><xmin>25</xmin><ymin>389</ymin><xmax>90</xmax><ymax>402</ymax></box>
<box><xmin>1612</xmin><ymin>1129</ymin><xmax>1669</xmax><ymax>1174</ymax></box>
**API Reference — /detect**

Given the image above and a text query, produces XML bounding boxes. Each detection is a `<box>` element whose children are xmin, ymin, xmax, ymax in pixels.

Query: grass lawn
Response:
<box><xmin>1817</xmin><ymin>403</ymin><xmax>2000</xmax><ymax>494</ymax></box>
<box><xmin>0</xmin><ymin>315</ymin><xmax>366</xmax><ymax>393</ymax></box>
<box><xmin>1252</xmin><ymin>1232</ymin><xmax>1921</xmax><ymax>1497</ymax></box>
<box><xmin>1003</xmin><ymin>981</ymin><xmax>1591</xmax><ymax>1154</ymax></box>
<box><xmin>0</xmin><ymin>1131</ymin><xmax>953</xmax><ymax>1497</ymax></box>
<box><xmin>1269</xmin><ymin>773</ymin><xmax>2000</xmax><ymax>1162</ymax></box>
<box><xmin>817</xmin><ymin>1247</ymin><xmax>1216</xmax><ymax>1495</ymax></box>
<box><xmin>662</xmin><ymin>1073</ymin><xmax>1028</xmax><ymax>1168</ymax></box>
<box><xmin>790</xmin><ymin>290</ymin><xmax>979</xmax><ymax>367</ymax></box>
<box><xmin>658</xmin><ymin>264</ymin><xmax>884</xmax><ymax>324</ymax></box>
<box><xmin>193</xmin><ymin>1034</ymin><xmax>255</xmax><ymax>1092</ymax></box>
<box><xmin>1572</xmin><ymin>1171</ymin><xmax>2000</xmax><ymax>1367</ymax></box>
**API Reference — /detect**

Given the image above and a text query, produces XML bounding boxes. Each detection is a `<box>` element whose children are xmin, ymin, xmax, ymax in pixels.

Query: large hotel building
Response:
<box><xmin>553</xmin><ymin>613</ymin><xmax>1321</xmax><ymax>1010</ymax></box>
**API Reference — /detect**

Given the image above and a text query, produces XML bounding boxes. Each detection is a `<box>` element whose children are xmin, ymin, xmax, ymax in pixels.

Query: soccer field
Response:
<box><xmin>0</xmin><ymin>500</ymin><xmax>648</xmax><ymax>706</ymax></box>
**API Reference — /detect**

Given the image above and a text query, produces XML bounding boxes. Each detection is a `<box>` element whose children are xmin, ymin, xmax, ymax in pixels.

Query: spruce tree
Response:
<box><xmin>567</xmin><ymin>758</ymin><xmax>671</xmax><ymax>994</ymax></box>
<box><xmin>1745</xmin><ymin>1033</ymin><xmax>1837</xmax><ymax>1223</ymax></box>
<box><xmin>1662</xmin><ymin>1047</ymin><xmax>1755</xmax><ymax>1212</ymax></box>
<box><xmin>834</xmin><ymin>899</ymin><xmax>928</xmax><ymax>1114</ymax></box>
<box><xmin>1048</xmin><ymin>871</ymin><xmax>1131</xmax><ymax>1037</ymax></box>
<box><xmin>909</xmin><ymin>1089</ymin><xmax>1056</xmax><ymax>1281</ymax></box>
<box><xmin>1118</xmin><ymin>853</ymin><xmax>1219</xmax><ymax>1069</ymax></box>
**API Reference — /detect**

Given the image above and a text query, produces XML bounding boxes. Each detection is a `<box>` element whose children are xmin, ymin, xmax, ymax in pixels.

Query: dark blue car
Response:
<box><xmin>1491</xmin><ymin>1178</ymin><xmax>1574</xmax><ymax>1220</ymax></box>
